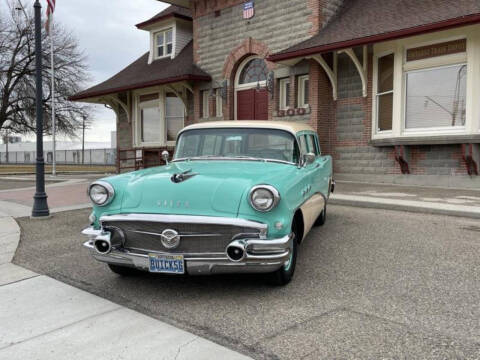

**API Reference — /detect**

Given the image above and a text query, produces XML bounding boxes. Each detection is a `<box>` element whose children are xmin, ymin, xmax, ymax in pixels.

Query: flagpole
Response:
<box><xmin>50</xmin><ymin>15</ymin><xmax>56</xmax><ymax>176</ymax></box>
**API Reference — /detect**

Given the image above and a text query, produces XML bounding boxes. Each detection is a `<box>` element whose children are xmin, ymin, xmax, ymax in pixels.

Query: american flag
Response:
<box><xmin>243</xmin><ymin>1</ymin><xmax>254</xmax><ymax>19</ymax></box>
<box><xmin>45</xmin><ymin>0</ymin><xmax>56</xmax><ymax>34</ymax></box>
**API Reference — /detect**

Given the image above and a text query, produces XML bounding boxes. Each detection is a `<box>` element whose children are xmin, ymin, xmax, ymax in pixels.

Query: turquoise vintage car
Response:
<box><xmin>82</xmin><ymin>121</ymin><xmax>333</xmax><ymax>285</ymax></box>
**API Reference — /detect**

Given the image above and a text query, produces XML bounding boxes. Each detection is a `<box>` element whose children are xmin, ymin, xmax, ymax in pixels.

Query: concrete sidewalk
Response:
<box><xmin>331</xmin><ymin>181</ymin><xmax>480</xmax><ymax>219</ymax></box>
<box><xmin>0</xmin><ymin>212</ymin><xmax>251</xmax><ymax>360</ymax></box>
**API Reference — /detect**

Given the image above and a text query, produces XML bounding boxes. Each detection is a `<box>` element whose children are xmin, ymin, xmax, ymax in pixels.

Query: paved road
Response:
<box><xmin>14</xmin><ymin>206</ymin><xmax>480</xmax><ymax>359</ymax></box>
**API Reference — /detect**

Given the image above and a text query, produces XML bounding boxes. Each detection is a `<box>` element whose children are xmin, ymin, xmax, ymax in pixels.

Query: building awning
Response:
<box><xmin>269</xmin><ymin>0</ymin><xmax>480</xmax><ymax>62</ymax></box>
<box><xmin>70</xmin><ymin>41</ymin><xmax>210</xmax><ymax>101</ymax></box>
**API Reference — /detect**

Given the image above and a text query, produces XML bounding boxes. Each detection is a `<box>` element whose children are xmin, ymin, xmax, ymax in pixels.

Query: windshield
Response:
<box><xmin>174</xmin><ymin>128</ymin><xmax>299</xmax><ymax>164</ymax></box>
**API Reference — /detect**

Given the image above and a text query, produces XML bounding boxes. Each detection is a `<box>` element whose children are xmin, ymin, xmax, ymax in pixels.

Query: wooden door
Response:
<box><xmin>237</xmin><ymin>88</ymin><xmax>268</xmax><ymax>120</ymax></box>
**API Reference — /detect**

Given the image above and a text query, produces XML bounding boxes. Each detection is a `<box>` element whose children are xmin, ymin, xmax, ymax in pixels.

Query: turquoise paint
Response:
<box><xmin>90</xmin><ymin>131</ymin><xmax>332</xmax><ymax>239</ymax></box>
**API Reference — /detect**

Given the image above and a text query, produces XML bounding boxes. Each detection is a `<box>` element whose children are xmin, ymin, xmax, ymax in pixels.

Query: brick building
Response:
<box><xmin>71</xmin><ymin>0</ymin><xmax>480</xmax><ymax>187</ymax></box>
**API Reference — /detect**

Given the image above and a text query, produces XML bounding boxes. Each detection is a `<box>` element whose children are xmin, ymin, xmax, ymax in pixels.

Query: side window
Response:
<box><xmin>307</xmin><ymin>135</ymin><xmax>320</xmax><ymax>156</ymax></box>
<box><xmin>298</xmin><ymin>135</ymin><xmax>308</xmax><ymax>154</ymax></box>
<box><xmin>306</xmin><ymin>134</ymin><xmax>319</xmax><ymax>155</ymax></box>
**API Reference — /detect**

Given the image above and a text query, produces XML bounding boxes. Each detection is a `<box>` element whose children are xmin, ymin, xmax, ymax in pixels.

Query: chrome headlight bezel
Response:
<box><xmin>249</xmin><ymin>185</ymin><xmax>280</xmax><ymax>212</ymax></box>
<box><xmin>87</xmin><ymin>181</ymin><xmax>115</xmax><ymax>206</ymax></box>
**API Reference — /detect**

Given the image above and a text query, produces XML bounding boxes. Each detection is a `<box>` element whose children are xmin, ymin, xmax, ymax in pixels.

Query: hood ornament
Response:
<box><xmin>171</xmin><ymin>169</ymin><xmax>198</xmax><ymax>183</ymax></box>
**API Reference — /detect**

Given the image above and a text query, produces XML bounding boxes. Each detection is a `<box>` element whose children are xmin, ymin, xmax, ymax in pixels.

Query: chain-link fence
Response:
<box><xmin>0</xmin><ymin>148</ymin><xmax>116</xmax><ymax>165</ymax></box>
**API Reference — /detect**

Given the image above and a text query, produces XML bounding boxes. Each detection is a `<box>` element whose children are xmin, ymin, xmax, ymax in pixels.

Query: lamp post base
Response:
<box><xmin>32</xmin><ymin>192</ymin><xmax>50</xmax><ymax>217</ymax></box>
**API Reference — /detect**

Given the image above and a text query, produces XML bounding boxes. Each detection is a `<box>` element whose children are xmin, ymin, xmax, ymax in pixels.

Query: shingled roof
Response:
<box><xmin>136</xmin><ymin>5</ymin><xmax>191</xmax><ymax>29</ymax></box>
<box><xmin>269</xmin><ymin>0</ymin><xmax>480</xmax><ymax>61</ymax></box>
<box><xmin>70</xmin><ymin>42</ymin><xmax>210</xmax><ymax>101</ymax></box>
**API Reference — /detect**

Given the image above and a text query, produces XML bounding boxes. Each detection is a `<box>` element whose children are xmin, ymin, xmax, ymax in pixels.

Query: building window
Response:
<box><xmin>155</xmin><ymin>28</ymin><xmax>173</xmax><ymax>58</ymax></box>
<box><xmin>135</xmin><ymin>90</ymin><xmax>185</xmax><ymax>146</ymax></box>
<box><xmin>201</xmin><ymin>90</ymin><xmax>209</xmax><ymax>118</ymax></box>
<box><xmin>405</xmin><ymin>63</ymin><xmax>467</xmax><ymax>130</ymax></box>
<box><xmin>215</xmin><ymin>89</ymin><xmax>223</xmax><ymax>117</ymax></box>
<box><xmin>165</xmin><ymin>93</ymin><xmax>184</xmax><ymax>142</ymax></box>
<box><xmin>376</xmin><ymin>53</ymin><xmax>394</xmax><ymax>132</ymax></box>
<box><xmin>238</xmin><ymin>58</ymin><xmax>268</xmax><ymax>85</ymax></box>
<box><xmin>297</xmin><ymin>75</ymin><xmax>309</xmax><ymax>108</ymax></box>
<box><xmin>138</xmin><ymin>94</ymin><xmax>162</xmax><ymax>143</ymax></box>
<box><xmin>279</xmin><ymin>78</ymin><xmax>290</xmax><ymax>110</ymax></box>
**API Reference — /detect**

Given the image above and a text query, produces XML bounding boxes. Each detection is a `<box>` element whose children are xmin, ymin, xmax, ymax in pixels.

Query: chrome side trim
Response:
<box><xmin>99</xmin><ymin>214</ymin><xmax>268</xmax><ymax>234</ymax></box>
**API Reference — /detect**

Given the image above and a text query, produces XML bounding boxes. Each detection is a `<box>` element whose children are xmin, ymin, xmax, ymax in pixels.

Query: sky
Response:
<box><xmin>2</xmin><ymin>0</ymin><xmax>168</xmax><ymax>144</ymax></box>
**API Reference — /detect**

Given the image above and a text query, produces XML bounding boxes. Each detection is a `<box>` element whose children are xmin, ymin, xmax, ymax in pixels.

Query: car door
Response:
<box><xmin>307</xmin><ymin>133</ymin><xmax>331</xmax><ymax>198</ymax></box>
<box><xmin>296</xmin><ymin>132</ymin><xmax>319</xmax><ymax>236</ymax></box>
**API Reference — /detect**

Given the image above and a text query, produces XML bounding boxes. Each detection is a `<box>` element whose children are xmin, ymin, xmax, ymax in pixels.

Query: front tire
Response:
<box><xmin>270</xmin><ymin>222</ymin><xmax>299</xmax><ymax>286</ymax></box>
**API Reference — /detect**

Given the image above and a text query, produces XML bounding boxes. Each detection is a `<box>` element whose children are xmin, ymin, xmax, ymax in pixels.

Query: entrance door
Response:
<box><xmin>237</xmin><ymin>88</ymin><xmax>268</xmax><ymax>120</ymax></box>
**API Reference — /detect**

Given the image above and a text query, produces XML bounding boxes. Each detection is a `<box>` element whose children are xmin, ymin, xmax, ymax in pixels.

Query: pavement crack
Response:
<box><xmin>173</xmin><ymin>337</ymin><xmax>197</xmax><ymax>360</ymax></box>
<box><xmin>0</xmin><ymin>307</ymin><xmax>122</xmax><ymax>351</ymax></box>
<box><xmin>0</xmin><ymin>274</ymin><xmax>40</xmax><ymax>287</ymax></box>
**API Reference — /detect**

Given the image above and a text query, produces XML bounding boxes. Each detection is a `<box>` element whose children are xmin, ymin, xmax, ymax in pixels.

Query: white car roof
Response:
<box><xmin>180</xmin><ymin>121</ymin><xmax>315</xmax><ymax>136</ymax></box>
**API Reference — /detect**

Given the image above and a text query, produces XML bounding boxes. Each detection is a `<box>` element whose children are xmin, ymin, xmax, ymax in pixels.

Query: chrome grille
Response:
<box><xmin>101</xmin><ymin>220</ymin><xmax>262</xmax><ymax>254</ymax></box>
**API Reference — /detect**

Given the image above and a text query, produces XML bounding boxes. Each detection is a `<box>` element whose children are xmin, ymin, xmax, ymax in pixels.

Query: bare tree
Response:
<box><xmin>0</xmin><ymin>0</ymin><xmax>92</xmax><ymax>137</ymax></box>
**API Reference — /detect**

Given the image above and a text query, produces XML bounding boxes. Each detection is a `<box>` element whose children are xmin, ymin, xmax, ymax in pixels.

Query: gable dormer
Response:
<box><xmin>136</xmin><ymin>5</ymin><xmax>192</xmax><ymax>64</ymax></box>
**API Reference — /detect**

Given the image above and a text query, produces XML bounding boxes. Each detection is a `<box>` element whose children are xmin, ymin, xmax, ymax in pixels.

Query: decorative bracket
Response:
<box><xmin>166</xmin><ymin>84</ymin><xmax>188</xmax><ymax>108</ymax></box>
<box><xmin>104</xmin><ymin>95</ymin><xmax>131</xmax><ymax>123</ymax></box>
<box><xmin>309</xmin><ymin>55</ymin><xmax>337</xmax><ymax>101</ymax></box>
<box><xmin>394</xmin><ymin>145</ymin><xmax>410</xmax><ymax>174</ymax></box>
<box><xmin>338</xmin><ymin>48</ymin><xmax>367</xmax><ymax>97</ymax></box>
<box><xmin>462</xmin><ymin>144</ymin><xmax>479</xmax><ymax>176</ymax></box>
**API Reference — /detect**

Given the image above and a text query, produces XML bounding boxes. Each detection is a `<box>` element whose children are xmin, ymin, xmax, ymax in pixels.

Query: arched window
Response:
<box><xmin>238</xmin><ymin>58</ymin><xmax>268</xmax><ymax>85</ymax></box>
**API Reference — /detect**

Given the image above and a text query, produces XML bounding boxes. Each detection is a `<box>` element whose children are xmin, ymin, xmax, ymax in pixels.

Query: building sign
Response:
<box><xmin>406</xmin><ymin>39</ymin><xmax>466</xmax><ymax>62</ymax></box>
<box><xmin>243</xmin><ymin>2</ymin><xmax>254</xmax><ymax>19</ymax></box>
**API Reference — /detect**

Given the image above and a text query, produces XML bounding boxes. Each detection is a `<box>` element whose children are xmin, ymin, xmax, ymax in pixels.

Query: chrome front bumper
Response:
<box><xmin>81</xmin><ymin>226</ymin><xmax>293</xmax><ymax>275</ymax></box>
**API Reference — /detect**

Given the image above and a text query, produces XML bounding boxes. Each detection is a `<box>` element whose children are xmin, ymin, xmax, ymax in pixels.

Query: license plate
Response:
<box><xmin>148</xmin><ymin>254</ymin><xmax>185</xmax><ymax>274</ymax></box>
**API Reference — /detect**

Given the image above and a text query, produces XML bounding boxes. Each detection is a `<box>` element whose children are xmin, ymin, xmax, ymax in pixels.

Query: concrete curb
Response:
<box><xmin>330</xmin><ymin>193</ymin><xmax>480</xmax><ymax>219</ymax></box>
<box><xmin>0</xmin><ymin>212</ymin><xmax>251</xmax><ymax>360</ymax></box>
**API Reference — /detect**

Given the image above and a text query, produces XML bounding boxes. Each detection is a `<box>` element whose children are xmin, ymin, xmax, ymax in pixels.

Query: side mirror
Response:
<box><xmin>161</xmin><ymin>150</ymin><xmax>170</xmax><ymax>165</ymax></box>
<box><xmin>303</xmin><ymin>153</ymin><xmax>315</xmax><ymax>166</ymax></box>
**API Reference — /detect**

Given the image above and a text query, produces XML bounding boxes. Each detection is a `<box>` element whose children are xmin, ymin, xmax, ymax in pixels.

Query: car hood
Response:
<box><xmin>117</xmin><ymin>160</ymin><xmax>298</xmax><ymax>217</ymax></box>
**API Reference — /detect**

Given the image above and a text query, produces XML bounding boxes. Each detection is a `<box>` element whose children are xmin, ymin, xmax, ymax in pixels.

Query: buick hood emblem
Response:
<box><xmin>171</xmin><ymin>169</ymin><xmax>198</xmax><ymax>183</ymax></box>
<box><xmin>161</xmin><ymin>229</ymin><xmax>181</xmax><ymax>249</ymax></box>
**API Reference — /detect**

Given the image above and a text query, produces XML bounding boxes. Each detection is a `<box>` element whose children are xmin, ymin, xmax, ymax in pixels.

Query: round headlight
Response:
<box><xmin>88</xmin><ymin>181</ymin><xmax>114</xmax><ymax>206</ymax></box>
<box><xmin>249</xmin><ymin>185</ymin><xmax>280</xmax><ymax>212</ymax></box>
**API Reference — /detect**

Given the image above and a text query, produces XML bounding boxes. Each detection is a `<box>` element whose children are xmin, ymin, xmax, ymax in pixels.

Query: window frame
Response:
<box><xmin>279</xmin><ymin>78</ymin><xmax>290</xmax><ymax>111</ymax></box>
<box><xmin>297</xmin><ymin>75</ymin><xmax>310</xmax><ymax>108</ymax></box>
<box><xmin>153</xmin><ymin>27</ymin><xmax>174</xmax><ymax>60</ymax></box>
<box><xmin>371</xmin><ymin>27</ymin><xmax>480</xmax><ymax>141</ymax></box>
<box><xmin>201</xmin><ymin>90</ymin><xmax>210</xmax><ymax>119</ymax></box>
<box><xmin>374</xmin><ymin>52</ymin><xmax>395</xmax><ymax>134</ymax></box>
<box><xmin>215</xmin><ymin>89</ymin><xmax>223</xmax><ymax>118</ymax></box>
<box><xmin>403</xmin><ymin>62</ymin><xmax>467</xmax><ymax>133</ymax></box>
<box><xmin>133</xmin><ymin>87</ymin><xmax>185</xmax><ymax>148</ymax></box>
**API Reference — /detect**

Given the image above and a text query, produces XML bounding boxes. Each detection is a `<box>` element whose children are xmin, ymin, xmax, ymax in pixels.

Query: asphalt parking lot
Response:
<box><xmin>14</xmin><ymin>206</ymin><xmax>480</xmax><ymax>359</ymax></box>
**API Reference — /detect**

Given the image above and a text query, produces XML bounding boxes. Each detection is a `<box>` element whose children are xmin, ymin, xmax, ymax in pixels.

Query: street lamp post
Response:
<box><xmin>31</xmin><ymin>0</ymin><xmax>50</xmax><ymax>218</ymax></box>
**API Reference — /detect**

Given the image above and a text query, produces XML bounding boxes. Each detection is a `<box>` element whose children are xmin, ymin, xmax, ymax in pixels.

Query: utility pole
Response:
<box><xmin>31</xmin><ymin>0</ymin><xmax>50</xmax><ymax>218</ymax></box>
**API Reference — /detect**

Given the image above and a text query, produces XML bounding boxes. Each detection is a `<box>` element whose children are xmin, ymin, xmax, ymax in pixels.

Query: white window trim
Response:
<box><xmin>148</xmin><ymin>23</ymin><xmax>176</xmax><ymax>63</ymax></box>
<box><xmin>133</xmin><ymin>88</ymin><xmax>165</xmax><ymax>147</ymax></box>
<box><xmin>372</xmin><ymin>25</ymin><xmax>480</xmax><ymax>140</ymax></box>
<box><xmin>201</xmin><ymin>90</ymin><xmax>209</xmax><ymax>119</ymax></box>
<box><xmin>133</xmin><ymin>87</ymin><xmax>185</xmax><ymax>148</ymax></box>
<box><xmin>279</xmin><ymin>78</ymin><xmax>290</xmax><ymax>111</ymax></box>
<box><xmin>403</xmin><ymin>62</ymin><xmax>467</xmax><ymax>134</ymax></box>
<box><xmin>373</xmin><ymin>51</ymin><xmax>394</xmax><ymax>135</ymax></box>
<box><xmin>215</xmin><ymin>89</ymin><xmax>223</xmax><ymax>118</ymax></box>
<box><xmin>297</xmin><ymin>75</ymin><xmax>309</xmax><ymax>108</ymax></box>
<box><xmin>154</xmin><ymin>27</ymin><xmax>174</xmax><ymax>59</ymax></box>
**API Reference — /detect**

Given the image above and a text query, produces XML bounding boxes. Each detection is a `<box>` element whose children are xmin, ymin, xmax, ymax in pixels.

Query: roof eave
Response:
<box><xmin>268</xmin><ymin>13</ymin><xmax>480</xmax><ymax>62</ymax></box>
<box><xmin>135</xmin><ymin>13</ymin><xmax>192</xmax><ymax>30</ymax></box>
<box><xmin>69</xmin><ymin>74</ymin><xmax>211</xmax><ymax>102</ymax></box>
